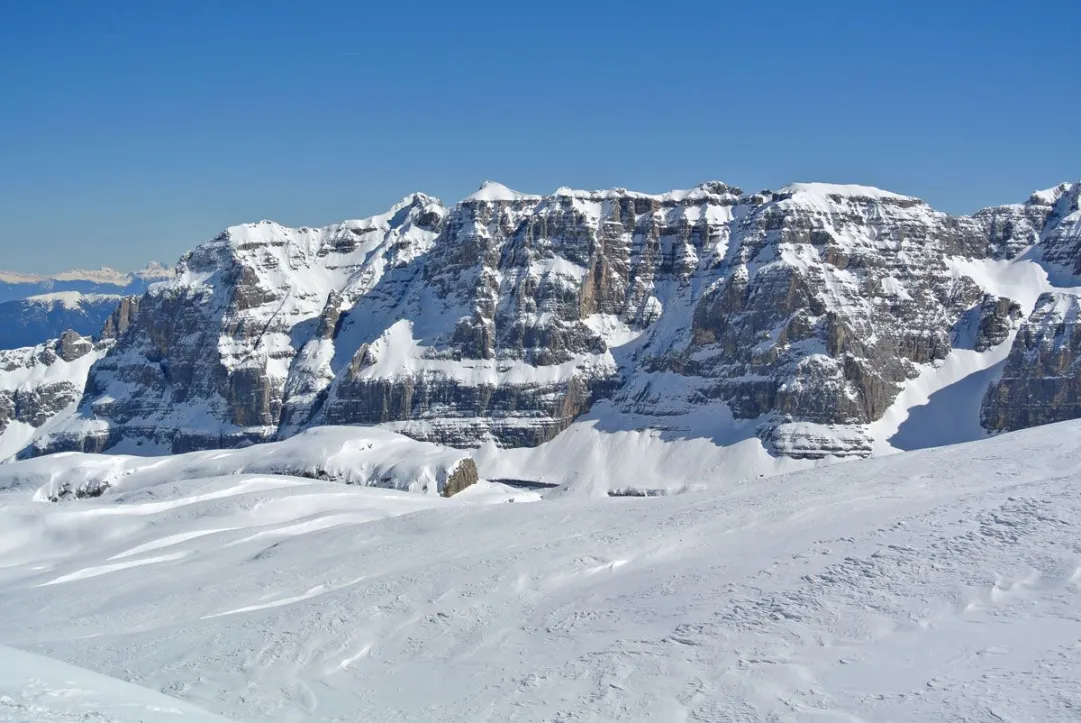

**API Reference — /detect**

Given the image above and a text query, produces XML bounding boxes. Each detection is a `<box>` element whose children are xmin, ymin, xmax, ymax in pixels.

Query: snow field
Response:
<box><xmin>1</xmin><ymin>421</ymin><xmax>1080</xmax><ymax>721</ymax></box>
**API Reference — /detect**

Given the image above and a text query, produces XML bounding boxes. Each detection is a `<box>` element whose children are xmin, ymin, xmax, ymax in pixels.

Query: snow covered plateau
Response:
<box><xmin>2</xmin><ymin>420</ymin><xmax>1081</xmax><ymax>721</ymax></box>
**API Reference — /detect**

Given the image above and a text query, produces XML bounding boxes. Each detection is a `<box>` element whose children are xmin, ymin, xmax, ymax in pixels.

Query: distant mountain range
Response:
<box><xmin>0</xmin><ymin>292</ymin><xmax>122</xmax><ymax>349</ymax></box>
<box><xmin>0</xmin><ymin>263</ymin><xmax>173</xmax><ymax>350</ymax></box>
<box><xmin>0</xmin><ymin>263</ymin><xmax>173</xmax><ymax>304</ymax></box>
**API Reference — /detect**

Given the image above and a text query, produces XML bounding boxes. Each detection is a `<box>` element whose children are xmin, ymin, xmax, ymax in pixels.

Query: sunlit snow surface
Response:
<box><xmin>0</xmin><ymin>645</ymin><xmax>236</xmax><ymax>722</ymax></box>
<box><xmin>2</xmin><ymin>423</ymin><xmax>1081</xmax><ymax>721</ymax></box>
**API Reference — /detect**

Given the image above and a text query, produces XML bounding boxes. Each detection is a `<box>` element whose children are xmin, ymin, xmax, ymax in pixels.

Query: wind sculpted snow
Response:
<box><xmin>1</xmin><ymin>421</ymin><xmax>1080</xmax><ymax>721</ymax></box>
<box><xmin>0</xmin><ymin>644</ymin><xmax>238</xmax><ymax>722</ymax></box>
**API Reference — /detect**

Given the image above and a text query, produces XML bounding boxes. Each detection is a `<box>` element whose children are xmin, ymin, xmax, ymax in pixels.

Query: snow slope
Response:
<box><xmin>0</xmin><ymin>645</ymin><xmax>237</xmax><ymax>722</ymax></box>
<box><xmin>474</xmin><ymin>402</ymin><xmax>823</xmax><ymax>495</ymax></box>
<box><xmin>4</xmin><ymin>425</ymin><xmax>478</xmax><ymax>498</ymax></box>
<box><xmin>2</xmin><ymin>421</ymin><xmax>1080</xmax><ymax>721</ymax></box>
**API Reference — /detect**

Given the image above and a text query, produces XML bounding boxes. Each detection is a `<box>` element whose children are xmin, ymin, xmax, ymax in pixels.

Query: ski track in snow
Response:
<box><xmin>2</xmin><ymin>424</ymin><xmax>1081</xmax><ymax>721</ymax></box>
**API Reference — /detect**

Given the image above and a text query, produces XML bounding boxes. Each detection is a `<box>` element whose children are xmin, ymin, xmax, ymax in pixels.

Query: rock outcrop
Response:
<box><xmin>441</xmin><ymin>458</ymin><xmax>479</xmax><ymax>497</ymax></box>
<box><xmin>98</xmin><ymin>295</ymin><xmax>141</xmax><ymax>341</ymax></box>
<box><xmin>982</xmin><ymin>292</ymin><xmax>1081</xmax><ymax>431</ymax></box>
<box><xmin>978</xmin><ymin>183</ymin><xmax>1081</xmax><ymax>432</ymax></box>
<box><xmin>0</xmin><ymin>333</ymin><xmax>108</xmax><ymax>460</ymax></box>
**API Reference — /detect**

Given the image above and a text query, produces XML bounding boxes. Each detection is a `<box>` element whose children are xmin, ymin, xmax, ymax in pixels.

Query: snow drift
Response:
<box><xmin>1</xmin><ymin>425</ymin><xmax>479</xmax><ymax>499</ymax></box>
<box><xmin>2</xmin><ymin>420</ymin><xmax>1080</xmax><ymax>721</ymax></box>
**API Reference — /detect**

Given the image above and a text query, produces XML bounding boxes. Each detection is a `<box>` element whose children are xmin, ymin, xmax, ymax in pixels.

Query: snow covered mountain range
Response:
<box><xmin>0</xmin><ymin>292</ymin><xmax>122</xmax><ymax>349</ymax></box>
<box><xmin>0</xmin><ymin>262</ymin><xmax>173</xmax><ymax>303</ymax></box>
<box><xmin>0</xmin><ymin>263</ymin><xmax>172</xmax><ymax>351</ymax></box>
<box><xmin>2</xmin><ymin>179</ymin><xmax>1080</xmax><ymax>478</ymax></box>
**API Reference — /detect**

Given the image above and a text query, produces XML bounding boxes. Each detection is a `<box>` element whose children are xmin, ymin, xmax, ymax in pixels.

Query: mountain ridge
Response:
<box><xmin>0</xmin><ymin>293</ymin><xmax>124</xmax><ymax>350</ymax></box>
<box><xmin>0</xmin><ymin>262</ymin><xmax>174</xmax><ymax>308</ymax></box>
<box><xmin>1</xmin><ymin>178</ymin><xmax>1078</xmax><ymax>477</ymax></box>
<box><xmin>0</xmin><ymin>261</ymin><xmax>173</xmax><ymax>286</ymax></box>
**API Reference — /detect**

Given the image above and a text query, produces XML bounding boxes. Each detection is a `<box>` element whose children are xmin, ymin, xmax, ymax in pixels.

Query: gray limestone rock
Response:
<box><xmin>12</xmin><ymin>179</ymin><xmax>1081</xmax><ymax>462</ymax></box>
<box><xmin>0</xmin><ymin>333</ymin><xmax>103</xmax><ymax>448</ymax></box>
<box><xmin>982</xmin><ymin>292</ymin><xmax>1081</xmax><ymax>431</ymax></box>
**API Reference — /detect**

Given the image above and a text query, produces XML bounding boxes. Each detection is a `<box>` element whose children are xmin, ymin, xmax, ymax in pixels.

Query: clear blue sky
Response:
<box><xmin>1</xmin><ymin>1</ymin><xmax>1078</xmax><ymax>273</ymax></box>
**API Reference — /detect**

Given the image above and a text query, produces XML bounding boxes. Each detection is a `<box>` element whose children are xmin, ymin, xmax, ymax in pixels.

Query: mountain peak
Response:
<box><xmin>391</xmin><ymin>191</ymin><xmax>442</xmax><ymax>210</ymax></box>
<box><xmin>132</xmin><ymin>261</ymin><xmax>175</xmax><ymax>279</ymax></box>
<box><xmin>463</xmin><ymin>181</ymin><xmax>541</xmax><ymax>203</ymax></box>
<box><xmin>1027</xmin><ymin>181</ymin><xmax>1080</xmax><ymax>207</ymax></box>
<box><xmin>777</xmin><ymin>182</ymin><xmax>917</xmax><ymax>202</ymax></box>
<box><xmin>546</xmin><ymin>181</ymin><xmax>741</xmax><ymax>203</ymax></box>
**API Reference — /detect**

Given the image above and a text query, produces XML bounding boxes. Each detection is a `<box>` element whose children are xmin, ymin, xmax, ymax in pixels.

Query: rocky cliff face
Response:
<box><xmin>978</xmin><ymin>183</ymin><xmax>1081</xmax><ymax>432</ymax></box>
<box><xmin>0</xmin><ymin>331</ymin><xmax>108</xmax><ymax>460</ymax></box>
<box><xmin>17</xmin><ymin>179</ymin><xmax>1081</xmax><ymax>460</ymax></box>
<box><xmin>982</xmin><ymin>292</ymin><xmax>1081</xmax><ymax>430</ymax></box>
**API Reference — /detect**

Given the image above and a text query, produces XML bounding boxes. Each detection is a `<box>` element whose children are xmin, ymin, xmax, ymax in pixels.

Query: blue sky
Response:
<box><xmin>1</xmin><ymin>1</ymin><xmax>1078</xmax><ymax>272</ymax></box>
